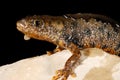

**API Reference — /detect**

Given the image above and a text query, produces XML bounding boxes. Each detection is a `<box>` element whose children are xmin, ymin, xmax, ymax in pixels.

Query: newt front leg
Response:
<box><xmin>47</xmin><ymin>46</ymin><xmax>65</xmax><ymax>55</ymax></box>
<box><xmin>52</xmin><ymin>43</ymin><xmax>81</xmax><ymax>80</ymax></box>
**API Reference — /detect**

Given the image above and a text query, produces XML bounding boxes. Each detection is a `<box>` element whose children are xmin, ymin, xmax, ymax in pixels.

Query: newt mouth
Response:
<box><xmin>16</xmin><ymin>19</ymin><xmax>31</xmax><ymax>40</ymax></box>
<box><xmin>16</xmin><ymin>19</ymin><xmax>27</xmax><ymax>31</ymax></box>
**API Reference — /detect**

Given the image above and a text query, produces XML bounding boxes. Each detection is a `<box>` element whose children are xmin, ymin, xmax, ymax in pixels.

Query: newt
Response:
<box><xmin>16</xmin><ymin>13</ymin><xmax>120</xmax><ymax>80</ymax></box>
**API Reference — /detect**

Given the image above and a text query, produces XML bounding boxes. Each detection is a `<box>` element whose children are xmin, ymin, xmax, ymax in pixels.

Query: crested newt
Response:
<box><xmin>16</xmin><ymin>13</ymin><xmax>120</xmax><ymax>80</ymax></box>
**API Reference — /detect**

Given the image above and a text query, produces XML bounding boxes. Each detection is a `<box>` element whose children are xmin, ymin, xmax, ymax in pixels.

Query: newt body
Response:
<box><xmin>16</xmin><ymin>13</ymin><xmax>120</xmax><ymax>80</ymax></box>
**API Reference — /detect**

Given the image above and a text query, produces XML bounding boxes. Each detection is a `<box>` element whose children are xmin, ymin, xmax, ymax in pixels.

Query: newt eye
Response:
<box><xmin>34</xmin><ymin>20</ymin><xmax>44</xmax><ymax>27</ymax></box>
<box><xmin>34</xmin><ymin>20</ymin><xmax>40</xmax><ymax>26</ymax></box>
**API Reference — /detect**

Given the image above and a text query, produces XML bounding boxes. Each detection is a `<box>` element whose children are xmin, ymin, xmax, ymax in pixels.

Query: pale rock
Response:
<box><xmin>0</xmin><ymin>48</ymin><xmax>120</xmax><ymax>80</ymax></box>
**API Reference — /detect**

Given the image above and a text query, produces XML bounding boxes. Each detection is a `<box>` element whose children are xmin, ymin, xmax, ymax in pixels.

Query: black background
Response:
<box><xmin>0</xmin><ymin>0</ymin><xmax>120</xmax><ymax>66</ymax></box>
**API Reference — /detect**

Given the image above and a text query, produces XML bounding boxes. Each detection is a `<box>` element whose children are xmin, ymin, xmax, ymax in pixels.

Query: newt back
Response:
<box><xmin>60</xmin><ymin>13</ymin><xmax>120</xmax><ymax>55</ymax></box>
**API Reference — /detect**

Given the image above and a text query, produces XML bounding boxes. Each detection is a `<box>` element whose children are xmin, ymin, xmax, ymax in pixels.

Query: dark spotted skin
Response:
<box><xmin>16</xmin><ymin>13</ymin><xmax>120</xmax><ymax>80</ymax></box>
<box><xmin>61</xmin><ymin>14</ymin><xmax>120</xmax><ymax>55</ymax></box>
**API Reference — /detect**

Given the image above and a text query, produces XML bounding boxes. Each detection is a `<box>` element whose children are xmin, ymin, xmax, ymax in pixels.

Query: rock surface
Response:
<box><xmin>0</xmin><ymin>48</ymin><xmax>120</xmax><ymax>80</ymax></box>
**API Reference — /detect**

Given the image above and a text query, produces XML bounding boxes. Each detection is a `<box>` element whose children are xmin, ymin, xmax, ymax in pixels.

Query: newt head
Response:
<box><xmin>16</xmin><ymin>15</ymin><xmax>64</xmax><ymax>44</ymax></box>
<box><xmin>16</xmin><ymin>15</ymin><xmax>45</xmax><ymax>40</ymax></box>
